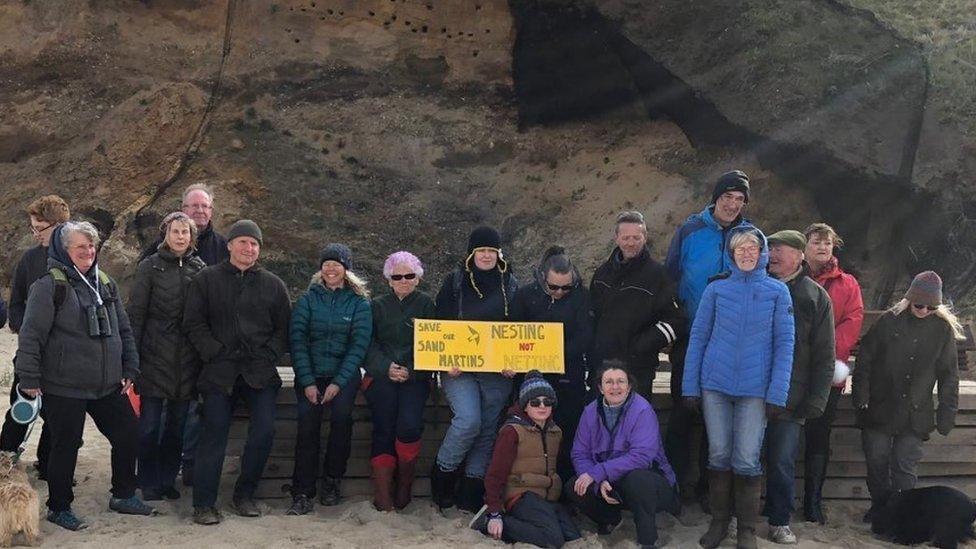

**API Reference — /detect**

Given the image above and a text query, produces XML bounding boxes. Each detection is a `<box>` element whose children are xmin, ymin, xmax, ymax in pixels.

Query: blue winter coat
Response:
<box><xmin>681</xmin><ymin>227</ymin><xmax>795</xmax><ymax>406</ymax></box>
<box><xmin>665</xmin><ymin>205</ymin><xmax>753</xmax><ymax>322</ymax></box>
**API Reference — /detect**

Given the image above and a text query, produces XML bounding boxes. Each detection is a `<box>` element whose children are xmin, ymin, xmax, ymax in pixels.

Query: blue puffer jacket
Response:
<box><xmin>665</xmin><ymin>205</ymin><xmax>753</xmax><ymax>322</ymax></box>
<box><xmin>290</xmin><ymin>273</ymin><xmax>372</xmax><ymax>390</ymax></box>
<box><xmin>681</xmin><ymin>227</ymin><xmax>795</xmax><ymax>406</ymax></box>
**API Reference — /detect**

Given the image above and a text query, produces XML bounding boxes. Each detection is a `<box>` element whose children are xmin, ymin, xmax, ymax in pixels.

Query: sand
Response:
<box><xmin>0</xmin><ymin>330</ymin><xmax>944</xmax><ymax>548</ymax></box>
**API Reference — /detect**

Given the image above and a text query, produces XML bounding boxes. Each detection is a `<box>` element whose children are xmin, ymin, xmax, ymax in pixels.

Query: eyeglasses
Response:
<box><xmin>547</xmin><ymin>283</ymin><xmax>573</xmax><ymax>292</ymax></box>
<box><xmin>911</xmin><ymin>303</ymin><xmax>938</xmax><ymax>312</ymax></box>
<box><xmin>182</xmin><ymin>203</ymin><xmax>213</xmax><ymax>211</ymax></box>
<box><xmin>527</xmin><ymin>397</ymin><xmax>555</xmax><ymax>408</ymax></box>
<box><xmin>390</xmin><ymin>273</ymin><xmax>417</xmax><ymax>281</ymax></box>
<box><xmin>734</xmin><ymin>245</ymin><xmax>761</xmax><ymax>256</ymax></box>
<box><xmin>30</xmin><ymin>222</ymin><xmax>53</xmax><ymax>235</ymax></box>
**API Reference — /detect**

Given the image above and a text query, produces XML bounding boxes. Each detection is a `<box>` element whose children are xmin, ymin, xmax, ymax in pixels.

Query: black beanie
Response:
<box><xmin>319</xmin><ymin>243</ymin><xmax>353</xmax><ymax>270</ymax></box>
<box><xmin>711</xmin><ymin>170</ymin><xmax>751</xmax><ymax>204</ymax></box>
<box><xmin>467</xmin><ymin>226</ymin><xmax>502</xmax><ymax>254</ymax></box>
<box><xmin>518</xmin><ymin>370</ymin><xmax>557</xmax><ymax>410</ymax></box>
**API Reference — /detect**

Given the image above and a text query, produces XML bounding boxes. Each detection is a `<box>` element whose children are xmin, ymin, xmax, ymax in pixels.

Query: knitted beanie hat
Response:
<box><xmin>711</xmin><ymin>170</ymin><xmax>751</xmax><ymax>204</ymax></box>
<box><xmin>227</xmin><ymin>219</ymin><xmax>263</xmax><ymax>245</ymax></box>
<box><xmin>319</xmin><ymin>243</ymin><xmax>353</xmax><ymax>270</ymax></box>
<box><xmin>467</xmin><ymin>226</ymin><xmax>502</xmax><ymax>254</ymax></box>
<box><xmin>905</xmin><ymin>270</ymin><xmax>942</xmax><ymax>307</ymax></box>
<box><xmin>518</xmin><ymin>370</ymin><xmax>557</xmax><ymax>410</ymax></box>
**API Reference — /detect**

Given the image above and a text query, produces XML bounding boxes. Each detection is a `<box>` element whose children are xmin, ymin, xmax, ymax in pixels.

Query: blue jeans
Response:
<box><xmin>193</xmin><ymin>378</ymin><xmax>278</xmax><ymax>508</ymax></box>
<box><xmin>436</xmin><ymin>372</ymin><xmax>512</xmax><ymax>478</ymax></box>
<box><xmin>138</xmin><ymin>397</ymin><xmax>190</xmax><ymax>492</ymax></box>
<box><xmin>364</xmin><ymin>375</ymin><xmax>430</xmax><ymax>457</ymax></box>
<box><xmin>702</xmin><ymin>390</ymin><xmax>766</xmax><ymax>476</ymax></box>
<box><xmin>763</xmin><ymin>418</ymin><xmax>801</xmax><ymax>526</ymax></box>
<box><xmin>181</xmin><ymin>400</ymin><xmax>201</xmax><ymax>468</ymax></box>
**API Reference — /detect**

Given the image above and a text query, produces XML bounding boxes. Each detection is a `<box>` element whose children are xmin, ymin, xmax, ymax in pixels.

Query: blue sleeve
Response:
<box><xmin>682</xmin><ymin>284</ymin><xmax>717</xmax><ymax>397</ymax></box>
<box><xmin>664</xmin><ymin>226</ymin><xmax>684</xmax><ymax>284</ymax></box>
<box><xmin>766</xmin><ymin>285</ymin><xmax>796</xmax><ymax>406</ymax></box>
<box><xmin>335</xmin><ymin>297</ymin><xmax>373</xmax><ymax>389</ymax></box>
<box><xmin>289</xmin><ymin>293</ymin><xmax>315</xmax><ymax>388</ymax></box>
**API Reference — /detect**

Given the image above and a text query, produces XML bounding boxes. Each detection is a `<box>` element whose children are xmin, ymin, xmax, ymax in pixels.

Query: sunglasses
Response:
<box><xmin>547</xmin><ymin>283</ymin><xmax>573</xmax><ymax>292</ymax></box>
<box><xmin>527</xmin><ymin>397</ymin><xmax>555</xmax><ymax>408</ymax></box>
<box><xmin>390</xmin><ymin>273</ymin><xmax>417</xmax><ymax>281</ymax></box>
<box><xmin>911</xmin><ymin>303</ymin><xmax>938</xmax><ymax>311</ymax></box>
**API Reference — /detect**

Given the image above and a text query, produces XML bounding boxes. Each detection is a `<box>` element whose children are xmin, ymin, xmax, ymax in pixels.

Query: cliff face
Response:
<box><xmin>0</xmin><ymin>0</ymin><xmax>972</xmax><ymax>309</ymax></box>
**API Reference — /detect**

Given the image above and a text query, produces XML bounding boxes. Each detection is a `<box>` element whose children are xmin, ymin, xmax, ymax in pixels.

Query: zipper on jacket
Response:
<box><xmin>540</xmin><ymin>425</ymin><xmax>551</xmax><ymax>498</ymax></box>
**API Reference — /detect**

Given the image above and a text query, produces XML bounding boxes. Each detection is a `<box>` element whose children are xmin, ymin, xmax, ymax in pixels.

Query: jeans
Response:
<box><xmin>364</xmin><ymin>375</ymin><xmax>429</xmax><ymax>458</ymax></box>
<box><xmin>0</xmin><ymin>370</ymin><xmax>52</xmax><ymax>472</ymax></box>
<box><xmin>764</xmin><ymin>418</ymin><xmax>801</xmax><ymax>526</ymax></box>
<box><xmin>436</xmin><ymin>372</ymin><xmax>513</xmax><ymax>478</ymax></box>
<box><xmin>702</xmin><ymin>390</ymin><xmax>767</xmax><ymax>476</ymax></box>
<box><xmin>861</xmin><ymin>428</ymin><xmax>924</xmax><ymax>504</ymax></box>
<box><xmin>138</xmin><ymin>397</ymin><xmax>190</xmax><ymax>492</ymax></box>
<box><xmin>181</xmin><ymin>400</ymin><xmax>201</xmax><ymax>468</ymax></box>
<box><xmin>566</xmin><ymin>469</ymin><xmax>678</xmax><ymax>546</ymax></box>
<box><xmin>43</xmin><ymin>390</ymin><xmax>139</xmax><ymax>511</ymax></box>
<box><xmin>291</xmin><ymin>375</ymin><xmax>360</xmax><ymax>496</ymax></box>
<box><xmin>192</xmin><ymin>378</ymin><xmax>278</xmax><ymax>508</ymax></box>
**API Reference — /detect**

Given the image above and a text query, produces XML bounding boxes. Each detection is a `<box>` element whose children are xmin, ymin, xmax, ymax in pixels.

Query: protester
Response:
<box><xmin>0</xmin><ymin>195</ymin><xmax>69</xmax><ymax>475</ymax></box>
<box><xmin>127</xmin><ymin>212</ymin><xmax>206</xmax><ymax>501</ymax></box>
<box><xmin>288</xmin><ymin>244</ymin><xmax>372</xmax><ymax>514</ymax></box>
<box><xmin>16</xmin><ymin>222</ymin><xmax>155</xmax><ymax>530</ymax></box>
<box><xmin>853</xmin><ymin>271</ymin><xmax>961</xmax><ymax>523</ymax></box>
<box><xmin>801</xmin><ymin>222</ymin><xmax>864</xmax><ymax>524</ymax></box>
<box><xmin>682</xmin><ymin>227</ymin><xmax>795</xmax><ymax>549</ymax></box>
<box><xmin>590</xmin><ymin>211</ymin><xmax>684</xmax><ymax>397</ymax></box>
<box><xmin>567</xmin><ymin>360</ymin><xmax>679</xmax><ymax>549</ymax></box>
<box><xmin>470</xmin><ymin>371</ymin><xmax>581</xmax><ymax>548</ymax></box>
<box><xmin>183</xmin><ymin>220</ymin><xmax>290</xmax><ymax>524</ymax></box>
<box><xmin>510</xmin><ymin>245</ymin><xmax>593</xmax><ymax>482</ymax></box>
<box><xmin>430</xmin><ymin>226</ymin><xmax>518</xmax><ymax>512</ymax></box>
<box><xmin>764</xmin><ymin>230</ymin><xmax>835</xmax><ymax>544</ymax></box>
<box><xmin>363</xmin><ymin>251</ymin><xmax>434</xmax><ymax>511</ymax></box>
<box><xmin>663</xmin><ymin>170</ymin><xmax>753</xmax><ymax>509</ymax></box>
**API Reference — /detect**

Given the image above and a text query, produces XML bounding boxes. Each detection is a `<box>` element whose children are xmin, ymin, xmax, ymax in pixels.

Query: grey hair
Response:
<box><xmin>729</xmin><ymin>231</ymin><xmax>761</xmax><ymax>252</ymax></box>
<box><xmin>61</xmin><ymin>221</ymin><xmax>101</xmax><ymax>250</ymax></box>
<box><xmin>614</xmin><ymin>210</ymin><xmax>647</xmax><ymax>235</ymax></box>
<box><xmin>182</xmin><ymin>183</ymin><xmax>214</xmax><ymax>205</ymax></box>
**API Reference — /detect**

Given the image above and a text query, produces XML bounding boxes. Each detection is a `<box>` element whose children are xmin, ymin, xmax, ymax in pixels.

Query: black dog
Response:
<box><xmin>871</xmin><ymin>486</ymin><xmax>976</xmax><ymax>549</ymax></box>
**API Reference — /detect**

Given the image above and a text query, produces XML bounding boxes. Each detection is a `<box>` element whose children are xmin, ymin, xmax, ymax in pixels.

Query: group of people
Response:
<box><xmin>0</xmin><ymin>173</ymin><xmax>963</xmax><ymax>549</ymax></box>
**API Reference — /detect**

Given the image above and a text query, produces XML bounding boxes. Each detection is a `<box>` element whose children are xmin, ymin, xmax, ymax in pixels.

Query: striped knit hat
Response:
<box><xmin>905</xmin><ymin>270</ymin><xmax>942</xmax><ymax>307</ymax></box>
<box><xmin>518</xmin><ymin>370</ymin><xmax>556</xmax><ymax>410</ymax></box>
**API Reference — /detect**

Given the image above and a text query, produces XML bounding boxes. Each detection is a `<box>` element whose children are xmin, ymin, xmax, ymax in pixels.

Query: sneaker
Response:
<box><xmin>286</xmin><ymin>494</ymin><xmax>314</xmax><ymax>516</ymax></box>
<box><xmin>110</xmin><ymin>495</ymin><xmax>157</xmax><ymax>516</ymax></box>
<box><xmin>597</xmin><ymin>519</ymin><xmax>622</xmax><ymax>535</ymax></box>
<box><xmin>47</xmin><ymin>509</ymin><xmax>89</xmax><ymax>531</ymax></box>
<box><xmin>160</xmin><ymin>486</ymin><xmax>181</xmax><ymax>500</ymax></box>
<box><xmin>769</xmin><ymin>525</ymin><xmax>798</xmax><ymax>545</ymax></box>
<box><xmin>468</xmin><ymin>504</ymin><xmax>489</xmax><ymax>531</ymax></box>
<box><xmin>232</xmin><ymin>496</ymin><xmax>261</xmax><ymax>517</ymax></box>
<box><xmin>319</xmin><ymin>477</ymin><xmax>342</xmax><ymax>506</ymax></box>
<box><xmin>193</xmin><ymin>506</ymin><xmax>221</xmax><ymax>525</ymax></box>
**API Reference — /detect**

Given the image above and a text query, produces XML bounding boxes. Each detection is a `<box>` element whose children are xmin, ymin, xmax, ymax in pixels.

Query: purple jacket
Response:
<box><xmin>571</xmin><ymin>392</ymin><xmax>676</xmax><ymax>488</ymax></box>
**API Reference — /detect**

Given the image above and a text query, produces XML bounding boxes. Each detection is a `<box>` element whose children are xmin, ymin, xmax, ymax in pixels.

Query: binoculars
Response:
<box><xmin>86</xmin><ymin>304</ymin><xmax>112</xmax><ymax>337</ymax></box>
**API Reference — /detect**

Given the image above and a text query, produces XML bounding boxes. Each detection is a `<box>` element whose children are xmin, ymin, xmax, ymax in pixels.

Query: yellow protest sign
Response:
<box><xmin>413</xmin><ymin>319</ymin><xmax>564</xmax><ymax>373</ymax></box>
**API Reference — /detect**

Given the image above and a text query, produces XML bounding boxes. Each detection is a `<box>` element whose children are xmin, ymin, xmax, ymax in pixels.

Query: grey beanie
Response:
<box><xmin>227</xmin><ymin>219</ymin><xmax>263</xmax><ymax>245</ymax></box>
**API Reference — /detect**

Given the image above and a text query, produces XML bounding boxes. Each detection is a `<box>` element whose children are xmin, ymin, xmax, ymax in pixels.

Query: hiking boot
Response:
<box><xmin>319</xmin><ymin>476</ymin><xmax>342</xmax><ymax>506</ymax></box>
<box><xmin>699</xmin><ymin>470</ymin><xmax>732</xmax><ymax>549</ymax></box>
<box><xmin>430</xmin><ymin>465</ymin><xmax>459</xmax><ymax>510</ymax></box>
<box><xmin>286</xmin><ymin>494</ymin><xmax>314</xmax><ymax>516</ymax></box>
<box><xmin>110</xmin><ymin>495</ymin><xmax>157</xmax><ymax>516</ymax></box>
<box><xmin>597</xmin><ymin>519</ymin><xmax>622</xmax><ymax>536</ymax></box>
<box><xmin>141</xmin><ymin>488</ymin><xmax>163</xmax><ymax>501</ymax></box>
<box><xmin>734</xmin><ymin>475</ymin><xmax>762</xmax><ymax>549</ymax></box>
<box><xmin>193</xmin><ymin>506</ymin><xmax>221</xmax><ymax>525</ymax></box>
<box><xmin>395</xmin><ymin>457</ymin><xmax>418</xmax><ymax>509</ymax></box>
<box><xmin>769</xmin><ymin>525</ymin><xmax>797</xmax><ymax>544</ymax></box>
<box><xmin>232</xmin><ymin>496</ymin><xmax>261</xmax><ymax>517</ymax></box>
<box><xmin>160</xmin><ymin>486</ymin><xmax>181</xmax><ymax>500</ymax></box>
<box><xmin>47</xmin><ymin>509</ymin><xmax>89</xmax><ymax>531</ymax></box>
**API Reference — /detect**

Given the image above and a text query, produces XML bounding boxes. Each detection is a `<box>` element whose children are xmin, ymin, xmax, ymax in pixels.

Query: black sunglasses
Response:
<box><xmin>390</xmin><ymin>273</ymin><xmax>417</xmax><ymax>281</ymax></box>
<box><xmin>547</xmin><ymin>283</ymin><xmax>573</xmax><ymax>292</ymax></box>
<box><xmin>527</xmin><ymin>397</ymin><xmax>555</xmax><ymax>408</ymax></box>
<box><xmin>911</xmin><ymin>303</ymin><xmax>938</xmax><ymax>311</ymax></box>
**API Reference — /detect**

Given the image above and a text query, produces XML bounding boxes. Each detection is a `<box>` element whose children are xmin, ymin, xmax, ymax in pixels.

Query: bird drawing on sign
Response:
<box><xmin>467</xmin><ymin>326</ymin><xmax>480</xmax><ymax>345</ymax></box>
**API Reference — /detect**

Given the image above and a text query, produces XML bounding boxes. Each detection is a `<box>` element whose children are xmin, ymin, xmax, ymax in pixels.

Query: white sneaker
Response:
<box><xmin>769</xmin><ymin>525</ymin><xmax>797</xmax><ymax>544</ymax></box>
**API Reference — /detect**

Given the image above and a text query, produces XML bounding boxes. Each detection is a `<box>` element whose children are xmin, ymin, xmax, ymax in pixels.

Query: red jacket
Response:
<box><xmin>811</xmin><ymin>257</ymin><xmax>864</xmax><ymax>375</ymax></box>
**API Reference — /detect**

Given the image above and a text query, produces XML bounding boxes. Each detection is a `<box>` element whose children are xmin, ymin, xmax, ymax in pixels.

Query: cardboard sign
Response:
<box><xmin>414</xmin><ymin>319</ymin><xmax>565</xmax><ymax>373</ymax></box>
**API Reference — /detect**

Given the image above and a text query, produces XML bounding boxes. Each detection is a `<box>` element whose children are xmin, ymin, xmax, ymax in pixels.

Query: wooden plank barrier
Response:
<box><xmin>229</xmin><ymin>368</ymin><xmax>976</xmax><ymax>501</ymax></box>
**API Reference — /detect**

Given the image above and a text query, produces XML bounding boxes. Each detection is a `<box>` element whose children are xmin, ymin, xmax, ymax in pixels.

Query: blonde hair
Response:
<box><xmin>889</xmin><ymin>298</ymin><xmax>966</xmax><ymax>340</ymax></box>
<box><xmin>344</xmin><ymin>270</ymin><xmax>370</xmax><ymax>299</ymax></box>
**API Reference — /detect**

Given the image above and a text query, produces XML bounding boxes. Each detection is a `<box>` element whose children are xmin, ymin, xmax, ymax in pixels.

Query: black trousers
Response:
<box><xmin>291</xmin><ymin>376</ymin><xmax>359</xmax><ymax>496</ymax></box>
<box><xmin>552</xmin><ymin>379</ymin><xmax>588</xmax><ymax>483</ymax></box>
<box><xmin>488</xmin><ymin>491</ymin><xmax>581</xmax><ymax>548</ymax></box>
<box><xmin>44</xmin><ymin>390</ymin><xmax>139</xmax><ymax>511</ymax></box>
<box><xmin>0</xmin><ymin>371</ymin><xmax>52</xmax><ymax>471</ymax></box>
<box><xmin>804</xmin><ymin>385</ymin><xmax>842</xmax><ymax>459</ymax></box>
<box><xmin>664</xmin><ymin>339</ymin><xmax>709</xmax><ymax>498</ymax></box>
<box><xmin>566</xmin><ymin>469</ymin><xmax>678</xmax><ymax>546</ymax></box>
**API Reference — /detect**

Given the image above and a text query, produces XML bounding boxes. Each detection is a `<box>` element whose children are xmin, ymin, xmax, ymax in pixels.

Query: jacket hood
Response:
<box><xmin>727</xmin><ymin>225</ymin><xmax>769</xmax><ymax>280</ymax></box>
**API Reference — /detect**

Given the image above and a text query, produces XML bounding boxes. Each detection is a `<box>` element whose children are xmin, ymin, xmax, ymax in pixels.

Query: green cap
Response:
<box><xmin>767</xmin><ymin>230</ymin><xmax>807</xmax><ymax>251</ymax></box>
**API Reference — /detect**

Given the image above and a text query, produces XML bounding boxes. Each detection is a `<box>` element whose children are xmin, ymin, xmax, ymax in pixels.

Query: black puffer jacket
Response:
<box><xmin>128</xmin><ymin>246</ymin><xmax>206</xmax><ymax>400</ymax></box>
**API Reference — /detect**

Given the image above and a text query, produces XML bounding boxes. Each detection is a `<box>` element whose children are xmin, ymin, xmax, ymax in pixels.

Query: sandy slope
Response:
<box><xmin>0</xmin><ymin>330</ymin><xmax>949</xmax><ymax>548</ymax></box>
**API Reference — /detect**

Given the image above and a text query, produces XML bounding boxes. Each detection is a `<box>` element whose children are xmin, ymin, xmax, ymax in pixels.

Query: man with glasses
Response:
<box><xmin>0</xmin><ymin>194</ymin><xmax>70</xmax><ymax>475</ymax></box>
<box><xmin>662</xmin><ymin>170</ymin><xmax>755</xmax><ymax>511</ymax></box>
<box><xmin>590</xmin><ymin>211</ymin><xmax>684</xmax><ymax>399</ymax></box>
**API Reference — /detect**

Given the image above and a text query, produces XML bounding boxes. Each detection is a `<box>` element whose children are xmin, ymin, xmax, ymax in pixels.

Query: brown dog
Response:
<box><xmin>0</xmin><ymin>452</ymin><xmax>40</xmax><ymax>547</ymax></box>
